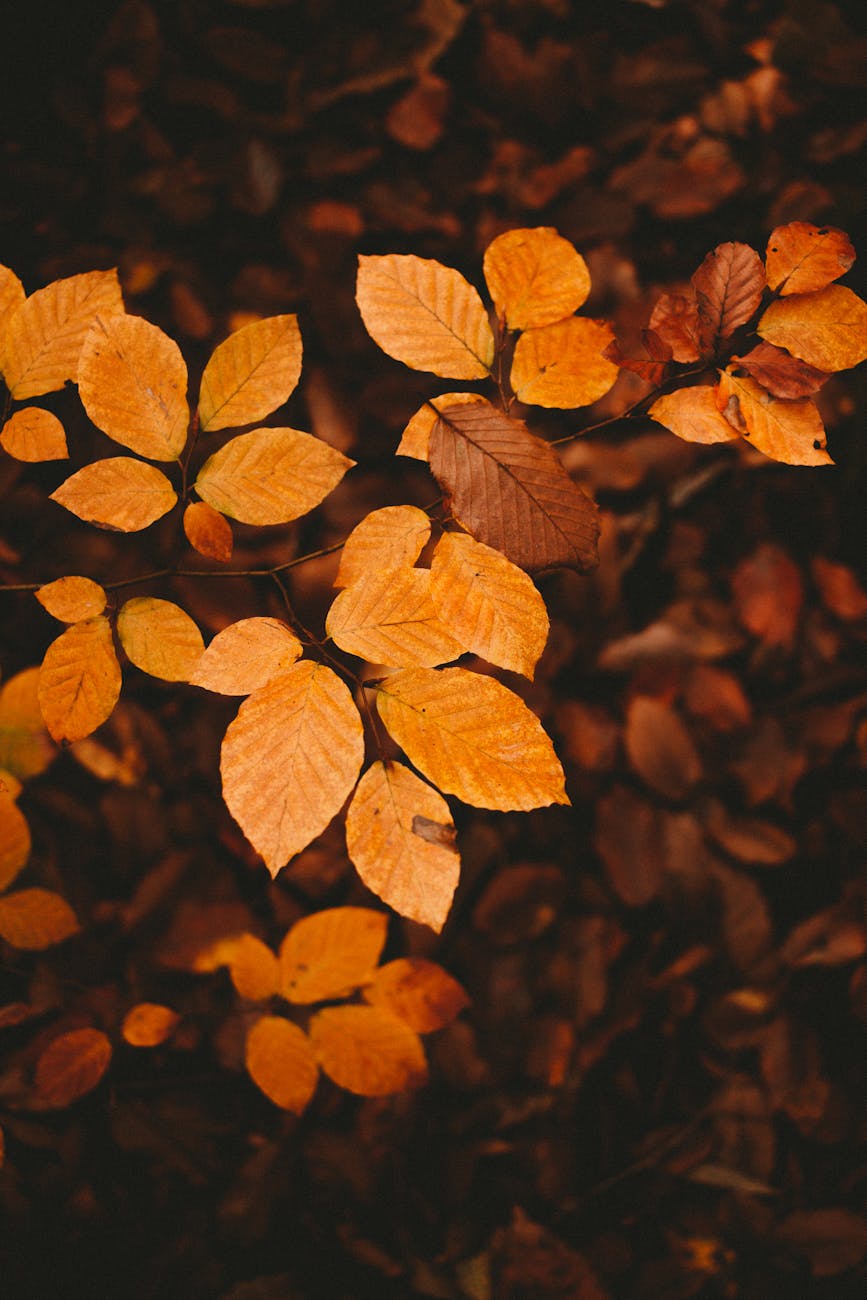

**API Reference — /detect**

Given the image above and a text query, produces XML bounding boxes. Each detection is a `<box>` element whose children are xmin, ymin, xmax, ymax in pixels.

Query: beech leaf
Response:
<box><xmin>198</xmin><ymin>314</ymin><xmax>303</xmax><ymax>432</ymax></box>
<box><xmin>0</xmin><ymin>407</ymin><xmax>68</xmax><ymax>462</ymax></box>
<box><xmin>648</xmin><ymin>292</ymin><xmax>702</xmax><ymax>362</ymax></box>
<box><xmin>363</xmin><ymin>957</ymin><xmax>469</xmax><ymax>1032</ymax></box>
<box><xmin>691</xmin><ymin>241</ymin><xmax>766</xmax><ymax>350</ymax></box>
<box><xmin>121</xmin><ymin>1002</ymin><xmax>180</xmax><ymax>1047</ymax></box>
<box><xmin>245</xmin><ymin>1015</ymin><xmax>318</xmax><ymax>1113</ymax></box>
<box><xmin>397</xmin><ymin>392</ymin><xmax>486</xmax><ymax>461</ymax></box>
<box><xmin>183</xmin><ymin>500</ymin><xmax>233</xmax><ymax>562</ymax></box>
<box><xmin>227</xmin><ymin>933</ymin><xmax>280</xmax><ymax>1001</ymax></box>
<box><xmin>482</xmin><ymin>226</ymin><xmax>591</xmax><ymax>330</ymax></box>
<box><xmin>38</xmin><ymin>616</ymin><xmax>122</xmax><ymax>743</ymax></box>
<box><xmin>0</xmin><ymin>669</ymin><xmax>55</xmax><ymax>779</ymax></box>
<box><xmin>309</xmin><ymin>1004</ymin><xmax>428</xmax><ymax>1096</ymax></box>
<box><xmin>118</xmin><ymin>598</ymin><xmax>204</xmax><ymax>682</ymax></box>
<box><xmin>624</xmin><ymin>696</ymin><xmax>702</xmax><ymax>801</ymax></box>
<box><xmin>279</xmin><ymin>906</ymin><xmax>387</xmax><ymax>1004</ymax></box>
<box><xmin>50</xmin><ymin>458</ymin><xmax>178</xmax><ymax>531</ymax></box>
<box><xmin>0</xmin><ymin>888</ymin><xmax>79</xmax><ymax>950</ymax></box>
<box><xmin>36</xmin><ymin>576</ymin><xmax>107</xmax><ymax>624</ymax></box>
<box><xmin>0</xmin><ymin>791</ymin><xmax>30</xmax><ymax>891</ymax></box>
<box><xmin>191</xmin><ymin>618</ymin><xmax>302</xmax><ymax>695</ymax></box>
<box><xmin>34</xmin><ymin>1027</ymin><xmax>112</xmax><ymax>1106</ymax></box>
<box><xmin>731</xmin><ymin>342</ymin><xmax>829</xmax><ymax>399</ymax></box>
<box><xmin>649</xmin><ymin>386</ymin><xmax>740</xmax><ymax>445</ymax></box>
<box><xmin>757</xmin><ymin>285</ymin><xmax>867</xmax><ymax>372</ymax></box>
<box><xmin>716</xmin><ymin>370</ymin><xmax>831</xmax><ymax>466</ymax></box>
<box><xmin>766</xmin><ymin>222</ymin><xmax>856</xmax><ymax>295</ymax></box>
<box><xmin>510</xmin><ymin>316</ymin><xmax>619</xmax><ymax>409</ymax></box>
<box><xmin>0</xmin><ymin>264</ymin><xmax>25</xmax><ymax>337</ymax></box>
<box><xmin>326</xmin><ymin>567</ymin><xmax>465</xmax><ymax>668</ymax></box>
<box><xmin>335</xmin><ymin>505</ymin><xmax>431</xmax><ymax>588</ymax></box>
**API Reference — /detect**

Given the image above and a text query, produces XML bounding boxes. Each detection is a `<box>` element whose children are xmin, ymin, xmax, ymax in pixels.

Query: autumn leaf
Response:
<box><xmin>363</xmin><ymin>957</ymin><xmax>469</xmax><ymax>1032</ymax></box>
<box><xmin>0</xmin><ymin>270</ymin><xmax>124</xmax><ymax>399</ymax></box>
<box><xmin>595</xmin><ymin>786</ymin><xmax>664</xmax><ymax>907</ymax></box>
<box><xmin>375</xmin><ymin>666</ymin><xmax>569</xmax><ymax>810</ymax></box>
<box><xmin>604</xmin><ymin>329</ymin><xmax>671</xmax><ymax>386</ymax></box>
<box><xmin>691</xmin><ymin>241</ymin><xmax>766</xmax><ymax>353</ymax></box>
<box><xmin>0</xmin><ymin>888</ymin><xmax>79</xmax><ymax>949</ymax></box>
<box><xmin>0</xmin><ymin>669</ymin><xmax>55</xmax><ymax>779</ymax></box>
<box><xmin>811</xmin><ymin>556</ymin><xmax>867</xmax><ymax>622</ymax></box>
<box><xmin>198</xmin><ymin>314</ymin><xmax>303</xmax><ymax>432</ymax></box>
<box><xmin>731</xmin><ymin>543</ymin><xmax>803</xmax><ymax>648</ymax></box>
<box><xmin>33</xmin><ymin>1027</ymin><xmax>112</xmax><ymax>1106</ymax></box>
<box><xmin>245</xmin><ymin>1015</ymin><xmax>318</xmax><ymax>1113</ymax></box>
<box><xmin>118</xmin><ymin>597</ymin><xmax>204</xmax><ymax>682</ymax></box>
<box><xmin>649</xmin><ymin>386</ymin><xmax>740</xmax><ymax>445</ymax></box>
<box><xmin>356</xmin><ymin>253</ymin><xmax>494</xmax><ymax>379</ymax></box>
<box><xmin>36</xmin><ymin>576</ymin><xmax>107</xmax><ymax>623</ymax></box>
<box><xmin>194</xmin><ymin>427</ymin><xmax>353</xmax><ymax>525</ymax></box>
<box><xmin>758</xmin><ymin>285</ymin><xmax>867</xmax><ymax>372</ymax></box>
<box><xmin>38</xmin><ymin>616</ymin><xmax>122</xmax><ymax>743</ymax></box>
<box><xmin>730</xmin><ymin>342</ymin><xmax>829</xmax><ymax>399</ymax></box>
<box><xmin>220</xmin><ymin>661</ymin><xmax>364</xmax><ymax>875</ymax></box>
<box><xmin>182</xmin><ymin>501</ymin><xmax>233</xmax><ymax>562</ymax></box>
<box><xmin>0</xmin><ymin>407</ymin><xmax>68</xmax><ymax>462</ymax></box>
<box><xmin>482</xmin><ymin>226</ymin><xmax>591</xmax><ymax>330</ymax></box>
<box><xmin>0</xmin><ymin>789</ymin><xmax>30</xmax><ymax>891</ymax></box>
<box><xmin>0</xmin><ymin>264</ymin><xmax>25</xmax><ymax>337</ymax></box>
<box><xmin>227</xmin><ymin>933</ymin><xmax>280</xmax><ymax>1001</ymax></box>
<box><xmin>344</xmin><ymin>761</ymin><xmax>459</xmax><ymax>932</ymax></box>
<box><xmin>429</xmin><ymin>531</ymin><xmax>549</xmax><ymax>677</ymax></box>
<box><xmin>309</xmin><ymin>1004</ymin><xmax>428</xmax><ymax>1096</ymax></box>
<box><xmin>510</xmin><ymin>317</ymin><xmax>619</xmax><ymax>408</ymax></box>
<box><xmin>50</xmin><ymin>458</ymin><xmax>178</xmax><ymax>531</ymax></box>
<box><xmin>326</xmin><ymin>566</ymin><xmax>465</xmax><ymax>668</ymax></box>
<box><xmin>397</xmin><ymin>392</ymin><xmax>486</xmax><ymax>461</ymax></box>
<box><xmin>624</xmin><ymin>696</ymin><xmax>702</xmax><ymax>801</ymax></box>
<box><xmin>766</xmin><ymin>222</ymin><xmax>856</xmax><ymax>296</ymax></box>
<box><xmin>121</xmin><ymin>1002</ymin><xmax>180</xmax><ymax>1047</ymax></box>
<box><xmin>191</xmin><ymin>618</ymin><xmax>302</xmax><ymax>695</ymax></box>
<box><xmin>429</xmin><ymin>399</ymin><xmax>600</xmax><ymax>572</ymax></box>
<box><xmin>279</xmin><ymin>906</ymin><xmax>387</xmax><ymax>1003</ymax></box>
<box><xmin>649</xmin><ymin>291</ymin><xmax>702</xmax><ymax>362</ymax></box>
<box><xmin>716</xmin><ymin>370</ymin><xmax>831</xmax><ymax>465</ymax></box>
<box><xmin>335</xmin><ymin>505</ymin><xmax>431</xmax><ymax>588</ymax></box>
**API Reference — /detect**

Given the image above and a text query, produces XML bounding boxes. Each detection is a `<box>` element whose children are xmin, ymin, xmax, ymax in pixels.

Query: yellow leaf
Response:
<box><xmin>38</xmin><ymin>616</ymin><xmax>122</xmax><ymax>743</ymax></box>
<box><xmin>36</xmin><ymin>576</ymin><xmax>107</xmax><ymax>623</ymax></box>
<box><xmin>121</xmin><ymin>1002</ymin><xmax>180</xmax><ymax>1047</ymax></box>
<box><xmin>0</xmin><ymin>269</ymin><xmax>124</xmax><ymax>399</ymax></box>
<box><xmin>183</xmin><ymin>500</ymin><xmax>233</xmax><ymax>562</ymax></box>
<box><xmin>279</xmin><ymin>906</ymin><xmax>387</xmax><ymax>1003</ymax></box>
<box><xmin>363</xmin><ymin>957</ymin><xmax>469</xmax><ymax>1032</ymax></box>
<box><xmin>191</xmin><ymin>617</ymin><xmax>302</xmax><ymax>695</ymax></box>
<box><xmin>245</xmin><ymin>1015</ymin><xmax>318</xmax><ymax>1113</ymax></box>
<box><xmin>194</xmin><ymin>427</ymin><xmax>353</xmax><ymax>525</ymax></box>
<box><xmin>326</xmin><ymin>567</ymin><xmax>465</xmax><ymax>668</ymax></box>
<box><xmin>483</xmin><ymin>226</ymin><xmax>591</xmax><ymax>330</ymax></box>
<box><xmin>117</xmin><ymin>597</ymin><xmax>204</xmax><ymax>682</ymax></box>
<box><xmin>34</xmin><ymin>1027</ymin><xmax>112</xmax><ymax>1106</ymax></box>
<box><xmin>50</xmin><ymin>457</ymin><xmax>178</xmax><ymax>532</ymax></box>
<box><xmin>356</xmin><ymin>254</ymin><xmax>494</xmax><ymax>379</ymax></box>
<box><xmin>220</xmin><ymin>661</ymin><xmax>364</xmax><ymax>875</ymax></box>
<box><xmin>309</xmin><ymin>1004</ymin><xmax>427</xmax><ymax>1096</ymax></box>
<box><xmin>649</xmin><ymin>386</ymin><xmax>740</xmax><ymax>445</ymax></box>
<box><xmin>0</xmin><ymin>668</ymin><xmax>56</xmax><ymax>779</ymax></box>
<box><xmin>227</xmin><ymin>932</ymin><xmax>280</xmax><ymax>1001</ymax></box>
<box><xmin>758</xmin><ymin>285</ymin><xmax>867</xmax><ymax>372</ymax></box>
<box><xmin>335</xmin><ymin>505</ymin><xmax>431</xmax><ymax>588</ymax></box>
<box><xmin>716</xmin><ymin>370</ymin><xmax>832</xmax><ymax>466</ymax></box>
<box><xmin>0</xmin><ymin>407</ymin><xmax>68</xmax><ymax>462</ymax></box>
<box><xmin>429</xmin><ymin>532</ymin><xmax>549</xmax><ymax>678</ymax></box>
<box><xmin>345</xmin><ymin>761</ymin><xmax>459</xmax><ymax>933</ymax></box>
<box><xmin>511</xmin><ymin>316</ymin><xmax>619</xmax><ymax>408</ymax></box>
<box><xmin>375</xmin><ymin>667</ymin><xmax>569</xmax><ymax>810</ymax></box>
<box><xmin>0</xmin><ymin>264</ymin><xmax>25</xmax><ymax>338</ymax></box>
<box><xmin>197</xmin><ymin>314</ymin><xmax>302</xmax><ymax>432</ymax></box>
<box><xmin>766</xmin><ymin>222</ymin><xmax>855</xmax><ymax>295</ymax></box>
<box><xmin>0</xmin><ymin>888</ymin><xmax>79</xmax><ymax>949</ymax></box>
<box><xmin>77</xmin><ymin>314</ymin><xmax>189</xmax><ymax>461</ymax></box>
<box><xmin>396</xmin><ymin>392</ymin><xmax>486</xmax><ymax>461</ymax></box>
<box><xmin>0</xmin><ymin>791</ymin><xmax>30</xmax><ymax>891</ymax></box>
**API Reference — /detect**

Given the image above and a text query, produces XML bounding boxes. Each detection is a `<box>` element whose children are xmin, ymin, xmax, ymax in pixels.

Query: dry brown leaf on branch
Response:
<box><xmin>279</xmin><ymin>907</ymin><xmax>387</xmax><ymax>1004</ymax></box>
<box><xmin>309</xmin><ymin>1004</ymin><xmax>428</xmax><ymax>1096</ymax></box>
<box><xmin>0</xmin><ymin>670</ymin><xmax>55</xmax><ymax>779</ymax></box>
<box><xmin>117</xmin><ymin>597</ymin><xmax>204</xmax><ymax>682</ymax></box>
<box><xmin>334</xmin><ymin>505</ymin><xmax>431</xmax><ymax>588</ymax></box>
<box><xmin>245</xmin><ymin>1015</ymin><xmax>319</xmax><ymax>1113</ymax></box>
<box><xmin>758</xmin><ymin>284</ymin><xmax>867</xmax><ymax>372</ymax></box>
<box><xmin>36</xmin><ymin>576</ymin><xmax>107</xmax><ymax>624</ymax></box>
<box><xmin>766</xmin><ymin>221</ymin><xmax>856</xmax><ymax>295</ymax></box>
<box><xmin>327</xmin><ymin>567</ymin><xmax>464</xmax><ymax>669</ymax></box>
<box><xmin>191</xmin><ymin>618</ymin><xmax>302</xmax><ymax>695</ymax></box>
<box><xmin>0</xmin><ymin>407</ymin><xmax>68</xmax><ymax>462</ymax></box>
<box><xmin>182</xmin><ymin>500</ymin><xmax>233</xmax><ymax>562</ymax></box>
<box><xmin>38</xmin><ymin>615</ymin><xmax>122</xmax><ymax>743</ymax></box>
<box><xmin>33</xmin><ymin>1027</ymin><xmax>112</xmax><ymax>1107</ymax></box>
<box><xmin>510</xmin><ymin>317</ymin><xmax>619</xmax><ymax>409</ymax></box>
<box><xmin>648</xmin><ymin>292</ymin><xmax>702</xmax><ymax>362</ymax></box>
<box><xmin>649</xmin><ymin>386</ymin><xmax>740</xmax><ymax>445</ymax></box>
<box><xmin>363</xmin><ymin>957</ymin><xmax>468</xmax><ymax>1032</ymax></box>
<box><xmin>345</xmin><ymin>760</ymin><xmax>459</xmax><ymax>932</ymax></box>
<box><xmin>0</xmin><ymin>790</ymin><xmax>30</xmax><ymax>891</ymax></box>
<box><xmin>396</xmin><ymin>392</ymin><xmax>486</xmax><ymax>461</ymax></box>
<box><xmin>625</xmin><ymin>695</ymin><xmax>702</xmax><ymax>802</ymax></box>
<box><xmin>730</xmin><ymin>342</ymin><xmax>829</xmax><ymax>399</ymax></box>
<box><xmin>716</xmin><ymin>370</ymin><xmax>831</xmax><ymax>465</ymax></box>
<box><xmin>691</xmin><ymin>241</ymin><xmax>766</xmax><ymax>352</ymax></box>
<box><xmin>121</xmin><ymin>1002</ymin><xmax>180</xmax><ymax>1047</ymax></box>
<box><xmin>0</xmin><ymin>888</ymin><xmax>79</xmax><ymax>949</ymax></box>
<box><xmin>50</xmin><ymin>458</ymin><xmax>178</xmax><ymax>531</ymax></box>
<box><xmin>482</xmin><ymin>226</ymin><xmax>591</xmax><ymax>330</ymax></box>
<box><xmin>197</xmin><ymin>314</ymin><xmax>302</xmax><ymax>431</ymax></box>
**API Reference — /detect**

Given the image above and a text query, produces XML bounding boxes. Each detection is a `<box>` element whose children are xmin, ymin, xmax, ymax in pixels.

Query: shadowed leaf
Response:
<box><xmin>309</xmin><ymin>1004</ymin><xmax>428</xmax><ymax>1096</ymax></box>
<box><xmin>34</xmin><ymin>1028</ymin><xmax>111</xmax><ymax>1106</ymax></box>
<box><xmin>363</xmin><ymin>957</ymin><xmax>469</xmax><ymax>1032</ymax></box>
<box><xmin>0</xmin><ymin>888</ymin><xmax>79</xmax><ymax>950</ymax></box>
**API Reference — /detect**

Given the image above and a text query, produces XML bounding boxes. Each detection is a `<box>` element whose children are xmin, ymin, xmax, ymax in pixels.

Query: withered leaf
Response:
<box><xmin>766</xmin><ymin>221</ymin><xmax>856</xmax><ymax>296</ymax></box>
<box><xmin>731</xmin><ymin>341</ymin><xmax>829</xmax><ymax>399</ymax></box>
<box><xmin>691</xmin><ymin>241</ymin><xmax>766</xmax><ymax>351</ymax></box>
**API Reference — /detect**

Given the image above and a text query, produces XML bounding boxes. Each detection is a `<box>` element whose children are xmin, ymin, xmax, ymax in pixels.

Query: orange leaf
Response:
<box><xmin>716</xmin><ymin>370</ymin><xmax>831</xmax><ymax>465</ymax></box>
<box><xmin>731</xmin><ymin>342</ymin><xmax>829</xmax><ymax>400</ymax></box>
<box><xmin>364</xmin><ymin>958</ymin><xmax>469</xmax><ymax>1032</ymax></box>
<box><xmin>649</xmin><ymin>386</ymin><xmax>740</xmax><ymax>445</ymax></box>
<box><xmin>0</xmin><ymin>269</ymin><xmax>124</xmax><ymax>399</ymax></box>
<box><xmin>375</xmin><ymin>667</ymin><xmax>569</xmax><ymax>811</ymax></box>
<box><xmin>397</xmin><ymin>392</ymin><xmax>486</xmax><ymax>461</ymax></box>
<box><xmin>78</xmin><ymin>315</ymin><xmax>189</xmax><ymax>461</ymax></box>
<box><xmin>0</xmin><ymin>264</ymin><xmax>25</xmax><ymax>338</ymax></box>
<box><xmin>279</xmin><ymin>906</ymin><xmax>387</xmax><ymax>1003</ymax></box>
<box><xmin>511</xmin><ymin>317</ymin><xmax>619</xmax><ymax>408</ymax></box>
<box><xmin>183</xmin><ymin>500</ymin><xmax>233</xmax><ymax>562</ymax></box>
<box><xmin>811</xmin><ymin>556</ymin><xmax>867</xmax><ymax>622</ymax></box>
<box><xmin>191</xmin><ymin>618</ymin><xmax>302</xmax><ymax>695</ymax></box>
<box><xmin>117</xmin><ymin>597</ymin><xmax>204</xmax><ymax>682</ymax></box>
<box><xmin>34</xmin><ymin>1027</ymin><xmax>112</xmax><ymax>1106</ymax></box>
<box><xmin>691</xmin><ymin>241</ymin><xmax>766</xmax><ymax>349</ymax></box>
<box><xmin>0</xmin><ymin>888</ymin><xmax>79</xmax><ymax>949</ymax></box>
<box><xmin>0</xmin><ymin>790</ymin><xmax>30</xmax><ymax>891</ymax></box>
<box><xmin>429</xmin><ymin>531</ymin><xmax>549</xmax><ymax>678</ymax></box>
<box><xmin>50</xmin><ymin>457</ymin><xmax>178</xmax><ymax>531</ymax></box>
<box><xmin>429</xmin><ymin>400</ymin><xmax>600</xmax><ymax>572</ymax></box>
<box><xmin>121</xmin><ymin>1002</ymin><xmax>180</xmax><ymax>1047</ymax></box>
<box><xmin>482</xmin><ymin>226</ymin><xmax>591</xmax><ymax>330</ymax></box>
<box><xmin>326</xmin><ymin>567</ymin><xmax>465</xmax><ymax>668</ymax></box>
<box><xmin>38</xmin><ymin>616</ymin><xmax>122</xmax><ymax>743</ymax></box>
<box><xmin>335</xmin><ymin>505</ymin><xmax>431</xmax><ymax>588</ymax></box>
<box><xmin>0</xmin><ymin>407</ymin><xmax>68</xmax><ymax>462</ymax></box>
<box><xmin>649</xmin><ymin>291</ymin><xmax>702</xmax><ymax>362</ymax></box>
<box><xmin>194</xmin><ymin>427</ymin><xmax>353</xmax><ymax>525</ymax></box>
<box><xmin>624</xmin><ymin>696</ymin><xmax>702</xmax><ymax>801</ymax></box>
<box><xmin>758</xmin><ymin>285</ymin><xmax>867</xmax><ymax>372</ymax></box>
<box><xmin>220</xmin><ymin>661</ymin><xmax>364</xmax><ymax>875</ymax></box>
<box><xmin>36</xmin><ymin>576</ymin><xmax>107</xmax><ymax>623</ymax></box>
<box><xmin>245</xmin><ymin>1015</ymin><xmax>318</xmax><ymax>1113</ymax></box>
<box><xmin>731</xmin><ymin>543</ymin><xmax>803</xmax><ymax>648</ymax></box>
<box><xmin>198</xmin><ymin>314</ymin><xmax>303</xmax><ymax>432</ymax></box>
<box><xmin>766</xmin><ymin>222</ymin><xmax>855</xmax><ymax>295</ymax></box>
<box><xmin>356</xmin><ymin>254</ymin><xmax>494</xmax><ymax>379</ymax></box>
<box><xmin>227</xmin><ymin>932</ymin><xmax>280</xmax><ymax>1001</ymax></box>
<box><xmin>0</xmin><ymin>669</ymin><xmax>55</xmax><ymax>779</ymax></box>
<box><xmin>345</xmin><ymin>761</ymin><xmax>459</xmax><ymax>932</ymax></box>
<box><xmin>309</xmin><ymin>1004</ymin><xmax>427</xmax><ymax>1096</ymax></box>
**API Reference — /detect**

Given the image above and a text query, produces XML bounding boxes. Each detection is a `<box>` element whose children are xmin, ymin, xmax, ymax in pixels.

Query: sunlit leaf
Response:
<box><xmin>0</xmin><ymin>264</ymin><xmax>25</xmax><ymax>338</ymax></box>
<box><xmin>716</xmin><ymin>370</ymin><xmax>832</xmax><ymax>465</ymax></box>
<box><xmin>0</xmin><ymin>790</ymin><xmax>30</xmax><ymax>891</ymax></box>
<box><xmin>429</xmin><ymin>531</ymin><xmax>549</xmax><ymax>677</ymax></box>
<box><xmin>363</xmin><ymin>957</ymin><xmax>469</xmax><ymax>1032</ymax></box>
<box><xmin>121</xmin><ymin>1002</ymin><xmax>180</xmax><ymax>1047</ymax></box>
<box><xmin>245</xmin><ymin>1015</ymin><xmax>318</xmax><ymax>1113</ymax></box>
<box><xmin>511</xmin><ymin>317</ymin><xmax>619</xmax><ymax>408</ymax></box>
<box><xmin>0</xmin><ymin>407</ymin><xmax>68</xmax><ymax>462</ymax></box>
<box><xmin>117</xmin><ymin>597</ymin><xmax>204</xmax><ymax>682</ymax></box>
<box><xmin>36</xmin><ymin>576</ymin><xmax>107</xmax><ymax>623</ymax></box>
<box><xmin>758</xmin><ymin>285</ymin><xmax>867</xmax><ymax>372</ymax></box>
<box><xmin>731</xmin><ymin>342</ymin><xmax>829</xmax><ymax>400</ymax></box>
<box><xmin>326</xmin><ymin>567</ymin><xmax>465</xmax><ymax>668</ymax></box>
<box><xmin>766</xmin><ymin>222</ymin><xmax>856</xmax><ymax>295</ymax></box>
<box><xmin>194</xmin><ymin>426</ymin><xmax>353</xmax><ymax>525</ymax></box>
<box><xmin>198</xmin><ymin>314</ymin><xmax>303</xmax><ymax>431</ymax></box>
<box><xmin>309</xmin><ymin>1004</ymin><xmax>428</xmax><ymax>1096</ymax></box>
<box><xmin>0</xmin><ymin>669</ymin><xmax>55</xmax><ymax>779</ymax></box>
<box><xmin>649</xmin><ymin>386</ymin><xmax>740</xmax><ymax>445</ymax></box>
<box><xmin>0</xmin><ymin>269</ymin><xmax>124</xmax><ymax>399</ymax></box>
<box><xmin>345</xmin><ymin>761</ymin><xmax>459</xmax><ymax>932</ymax></box>
<box><xmin>220</xmin><ymin>661</ymin><xmax>364</xmax><ymax>875</ymax></box>
<box><xmin>227</xmin><ymin>932</ymin><xmax>280</xmax><ymax>1001</ymax></box>
<box><xmin>33</xmin><ymin>1027</ymin><xmax>112</xmax><ymax>1106</ymax></box>
<box><xmin>335</xmin><ymin>505</ymin><xmax>431</xmax><ymax>588</ymax></box>
<box><xmin>78</xmin><ymin>314</ymin><xmax>189</xmax><ymax>461</ymax></box>
<box><xmin>376</xmin><ymin>667</ymin><xmax>569</xmax><ymax>810</ymax></box>
<box><xmin>191</xmin><ymin>618</ymin><xmax>302</xmax><ymax>695</ymax></box>
<box><xmin>38</xmin><ymin>616</ymin><xmax>122</xmax><ymax>743</ymax></box>
<box><xmin>482</xmin><ymin>226</ymin><xmax>591</xmax><ymax>330</ymax></box>
<box><xmin>0</xmin><ymin>888</ymin><xmax>79</xmax><ymax>949</ymax></box>
<box><xmin>50</xmin><ymin>457</ymin><xmax>178</xmax><ymax>531</ymax></box>
<box><xmin>183</xmin><ymin>500</ymin><xmax>233</xmax><ymax>562</ymax></box>
<box><xmin>397</xmin><ymin>392</ymin><xmax>486</xmax><ymax>461</ymax></box>
<box><xmin>356</xmin><ymin>253</ymin><xmax>494</xmax><ymax>379</ymax></box>
<box><xmin>691</xmin><ymin>241</ymin><xmax>765</xmax><ymax>350</ymax></box>
<box><xmin>279</xmin><ymin>906</ymin><xmax>387</xmax><ymax>1003</ymax></box>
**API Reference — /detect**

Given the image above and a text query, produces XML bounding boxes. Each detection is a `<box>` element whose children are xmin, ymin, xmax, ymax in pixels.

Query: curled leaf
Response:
<box><xmin>691</xmin><ymin>241</ymin><xmax>766</xmax><ymax>350</ymax></box>
<box><xmin>648</xmin><ymin>291</ymin><xmax>702</xmax><ymax>362</ymax></box>
<box><xmin>731</xmin><ymin>342</ymin><xmax>829</xmax><ymax>399</ymax></box>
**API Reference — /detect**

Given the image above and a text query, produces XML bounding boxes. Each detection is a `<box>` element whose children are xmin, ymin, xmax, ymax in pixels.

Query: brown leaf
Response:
<box><xmin>0</xmin><ymin>407</ymin><xmax>68</xmax><ymax>462</ymax></box>
<box><xmin>811</xmin><ymin>555</ymin><xmax>867</xmax><ymax>621</ymax></box>
<box><xmin>32</xmin><ymin>1027</ymin><xmax>111</xmax><ymax>1109</ymax></box>
<box><xmin>0</xmin><ymin>888</ymin><xmax>79</xmax><ymax>949</ymax></box>
<box><xmin>731</xmin><ymin>543</ymin><xmax>803</xmax><ymax>648</ymax></box>
<box><xmin>766</xmin><ymin>221</ymin><xmax>856</xmax><ymax>295</ymax></box>
<box><xmin>603</xmin><ymin>330</ymin><xmax>671</xmax><ymax>386</ymax></box>
<box><xmin>245</xmin><ymin>1015</ymin><xmax>318</xmax><ymax>1113</ymax></box>
<box><xmin>309</xmin><ymin>1004</ymin><xmax>428</xmax><ymax>1096</ymax></box>
<box><xmin>183</xmin><ymin>500</ymin><xmax>233</xmax><ymax>562</ymax></box>
<box><xmin>683</xmin><ymin>664</ymin><xmax>752</xmax><ymax>732</ymax></box>
<box><xmin>624</xmin><ymin>695</ymin><xmax>702</xmax><ymax>801</ymax></box>
<box><xmin>279</xmin><ymin>907</ymin><xmax>387</xmax><ymax>1004</ymax></box>
<box><xmin>363</xmin><ymin>958</ymin><xmax>469</xmax><ymax>1032</ymax></box>
<box><xmin>717</xmin><ymin>370</ymin><xmax>831</xmax><ymax>466</ymax></box>
<box><xmin>731</xmin><ymin>341</ymin><xmax>829</xmax><ymax>399</ymax></box>
<box><xmin>472</xmin><ymin>863</ymin><xmax>566</xmax><ymax>945</ymax></box>
<box><xmin>691</xmin><ymin>241</ymin><xmax>766</xmax><ymax>351</ymax></box>
<box><xmin>594</xmin><ymin>786</ymin><xmax>664</xmax><ymax>906</ymax></box>
<box><xmin>704</xmin><ymin>799</ymin><xmax>796</xmax><ymax>865</ymax></box>
<box><xmin>758</xmin><ymin>284</ymin><xmax>867</xmax><ymax>372</ymax></box>
<box><xmin>38</xmin><ymin>616</ymin><xmax>122</xmax><ymax>743</ymax></box>
<box><xmin>648</xmin><ymin>291</ymin><xmax>702</xmax><ymax>362</ymax></box>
